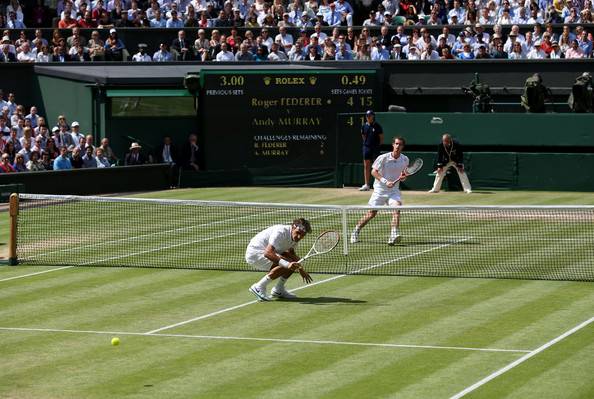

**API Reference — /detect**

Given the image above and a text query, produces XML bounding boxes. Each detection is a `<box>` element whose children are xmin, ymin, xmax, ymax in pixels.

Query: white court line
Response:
<box><xmin>0</xmin><ymin>266</ymin><xmax>74</xmax><ymax>283</ymax></box>
<box><xmin>145</xmin><ymin>237</ymin><xmax>471</xmax><ymax>334</ymax></box>
<box><xmin>449</xmin><ymin>315</ymin><xmax>594</xmax><ymax>399</ymax></box>
<box><xmin>23</xmin><ymin>209</ymin><xmax>280</xmax><ymax>260</ymax></box>
<box><xmin>0</xmin><ymin>326</ymin><xmax>529</xmax><ymax>354</ymax></box>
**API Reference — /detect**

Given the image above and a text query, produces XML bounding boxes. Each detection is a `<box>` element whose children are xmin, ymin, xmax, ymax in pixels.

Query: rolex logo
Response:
<box><xmin>263</xmin><ymin>77</ymin><xmax>272</xmax><ymax>86</ymax></box>
<box><xmin>309</xmin><ymin>76</ymin><xmax>317</xmax><ymax>85</ymax></box>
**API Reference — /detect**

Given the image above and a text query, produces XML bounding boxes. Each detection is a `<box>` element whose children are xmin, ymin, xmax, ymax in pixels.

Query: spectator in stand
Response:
<box><xmin>492</xmin><ymin>42</ymin><xmax>508</xmax><ymax>58</ymax></box>
<box><xmin>53</xmin><ymin>146</ymin><xmax>72</xmax><ymax>170</ymax></box>
<box><xmin>40</xmin><ymin>151</ymin><xmax>53</xmax><ymax>170</ymax></box>
<box><xmin>153</xmin><ymin>43</ymin><xmax>173</xmax><ymax>61</ymax></box>
<box><xmin>26</xmin><ymin>151</ymin><xmax>44</xmax><ymax>171</ymax></box>
<box><xmin>550</xmin><ymin>41</ymin><xmax>564</xmax><ymax>58</ymax></box>
<box><xmin>7</xmin><ymin>0</ymin><xmax>25</xmax><ymax>23</ymax></box>
<box><xmin>171</xmin><ymin>30</ymin><xmax>192</xmax><ymax>61</ymax></box>
<box><xmin>0</xmin><ymin>153</ymin><xmax>16</xmax><ymax>172</ymax></box>
<box><xmin>215</xmin><ymin>42</ymin><xmax>235</xmax><ymax>61</ymax></box>
<box><xmin>87</xmin><ymin>31</ymin><xmax>106</xmax><ymax>61</ymax></box>
<box><xmin>528</xmin><ymin>41</ymin><xmax>547</xmax><ymax>59</ymax></box>
<box><xmin>154</xmin><ymin>136</ymin><xmax>179</xmax><ymax>187</ymax></box>
<box><xmin>125</xmin><ymin>142</ymin><xmax>146</xmax><ymax>165</ymax></box>
<box><xmin>8</xmin><ymin>11</ymin><xmax>26</xmax><ymax>29</ymax></box>
<box><xmin>509</xmin><ymin>41</ymin><xmax>526</xmax><ymax>59</ymax></box>
<box><xmin>70</xmin><ymin>122</ymin><xmax>84</xmax><ymax>146</ymax></box>
<box><xmin>44</xmin><ymin>138</ymin><xmax>59</xmax><ymax>160</ymax></box>
<box><xmin>167</xmin><ymin>10</ymin><xmax>184</xmax><ymax>28</ymax></box>
<box><xmin>236</xmin><ymin>42</ymin><xmax>255</xmax><ymax>60</ymax></box>
<box><xmin>13</xmin><ymin>153</ymin><xmax>27</xmax><ymax>172</ymax></box>
<box><xmin>58</xmin><ymin>12</ymin><xmax>79</xmax><ymax>28</ymax></box>
<box><xmin>70</xmin><ymin>147</ymin><xmax>84</xmax><ymax>168</ymax></box>
<box><xmin>99</xmin><ymin>137</ymin><xmax>118</xmax><ymax>164</ymax></box>
<box><xmin>104</xmin><ymin>29</ymin><xmax>126</xmax><ymax>61</ymax></box>
<box><xmin>194</xmin><ymin>29</ymin><xmax>210</xmax><ymax>61</ymax></box>
<box><xmin>132</xmin><ymin>43</ymin><xmax>152</xmax><ymax>61</ymax></box>
<box><xmin>181</xmin><ymin>133</ymin><xmax>200</xmax><ymax>171</ymax></box>
<box><xmin>458</xmin><ymin>42</ymin><xmax>475</xmax><ymax>59</ymax></box>
<box><xmin>79</xmin><ymin>10</ymin><xmax>98</xmax><ymax>28</ymax></box>
<box><xmin>54</xmin><ymin>125</ymin><xmax>74</xmax><ymax>148</ymax></box>
<box><xmin>82</xmin><ymin>146</ymin><xmax>97</xmax><ymax>168</ymax></box>
<box><xmin>0</xmin><ymin>40</ymin><xmax>17</xmax><ymax>62</ymax></box>
<box><xmin>35</xmin><ymin>45</ymin><xmax>51</xmax><ymax>62</ymax></box>
<box><xmin>150</xmin><ymin>9</ymin><xmax>167</xmax><ymax>27</ymax></box>
<box><xmin>566</xmin><ymin>39</ymin><xmax>585</xmax><ymax>58</ymax></box>
<box><xmin>95</xmin><ymin>147</ymin><xmax>112</xmax><ymax>167</ymax></box>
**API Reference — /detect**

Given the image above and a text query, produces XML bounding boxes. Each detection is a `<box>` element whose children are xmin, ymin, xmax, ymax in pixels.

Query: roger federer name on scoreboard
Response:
<box><xmin>251</xmin><ymin>97</ymin><xmax>323</xmax><ymax>108</ymax></box>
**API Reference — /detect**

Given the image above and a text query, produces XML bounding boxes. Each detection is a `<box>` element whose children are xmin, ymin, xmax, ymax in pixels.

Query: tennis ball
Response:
<box><xmin>111</xmin><ymin>337</ymin><xmax>120</xmax><ymax>346</ymax></box>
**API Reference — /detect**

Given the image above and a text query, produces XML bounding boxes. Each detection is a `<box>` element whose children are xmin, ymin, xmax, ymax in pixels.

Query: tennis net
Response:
<box><xmin>11</xmin><ymin>193</ymin><xmax>594</xmax><ymax>281</ymax></box>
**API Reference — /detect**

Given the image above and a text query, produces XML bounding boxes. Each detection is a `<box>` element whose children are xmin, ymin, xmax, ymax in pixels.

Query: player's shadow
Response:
<box><xmin>284</xmin><ymin>296</ymin><xmax>367</xmax><ymax>305</ymax></box>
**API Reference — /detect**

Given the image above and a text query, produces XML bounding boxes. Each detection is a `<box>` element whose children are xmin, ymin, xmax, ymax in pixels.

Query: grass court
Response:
<box><xmin>1</xmin><ymin>187</ymin><xmax>593</xmax><ymax>398</ymax></box>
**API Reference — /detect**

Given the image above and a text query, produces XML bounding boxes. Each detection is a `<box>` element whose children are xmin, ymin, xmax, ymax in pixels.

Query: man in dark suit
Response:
<box><xmin>171</xmin><ymin>30</ymin><xmax>193</xmax><ymax>61</ymax></box>
<box><xmin>429</xmin><ymin>133</ymin><xmax>472</xmax><ymax>193</ymax></box>
<box><xmin>154</xmin><ymin>136</ymin><xmax>179</xmax><ymax>187</ymax></box>
<box><xmin>0</xmin><ymin>45</ymin><xmax>17</xmax><ymax>62</ymax></box>
<box><xmin>180</xmin><ymin>134</ymin><xmax>199</xmax><ymax>171</ymax></box>
<box><xmin>124</xmin><ymin>142</ymin><xmax>147</xmax><ymax>165</ymax></box>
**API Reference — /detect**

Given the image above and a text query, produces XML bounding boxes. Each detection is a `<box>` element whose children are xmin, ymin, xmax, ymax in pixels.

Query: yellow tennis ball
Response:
<box><xmin>111</xmin><ymin>337</ymin><xmax>120</xmax><ymax>346</ymax></box>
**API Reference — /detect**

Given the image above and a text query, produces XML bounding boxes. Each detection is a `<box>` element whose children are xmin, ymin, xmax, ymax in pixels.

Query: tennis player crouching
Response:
<box><xmin>247</xmin><ymin>218</ymin><xmax>314</xmax><ymax>301</ymax></box>
<box><xmin>351</xmin><ymin>136</ymin><xmax>409</xmax><ymax>246</ymax></box>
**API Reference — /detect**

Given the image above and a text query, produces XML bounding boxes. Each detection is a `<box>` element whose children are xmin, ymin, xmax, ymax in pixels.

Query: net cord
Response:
<box><xmin>17</xmin><ymin>193</ymin><xmax>594</xmax><ymax>212</ymax></box>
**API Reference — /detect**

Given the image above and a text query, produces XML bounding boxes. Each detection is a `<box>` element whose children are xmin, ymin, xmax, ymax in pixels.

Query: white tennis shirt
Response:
<box><xmin>372</xmin><ymin>152</ymin><xmax>409</xmax><ymax>195</ymax></box>
<box><xmin>246</xmin><ymin>224</ymin><xmax>298</xmax><ymax>255</ymax></box>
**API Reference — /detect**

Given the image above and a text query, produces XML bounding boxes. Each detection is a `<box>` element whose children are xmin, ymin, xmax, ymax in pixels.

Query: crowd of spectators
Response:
<box><xmin>1</xmin><ymin>0</ymin><xmax>594</xmax><ymax>61</ymax></box>
<box><xmin>0</xmin><ymin>89</ymin><xmax>201</xmax><ymax>176</ymax></box>
<box><xmin>0</xmin><ymin>89</ymin><xmax>119</xmax><ymax>172</ymax></box>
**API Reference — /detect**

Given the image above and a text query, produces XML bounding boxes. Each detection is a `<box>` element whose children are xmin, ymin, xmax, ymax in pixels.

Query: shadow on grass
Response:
<box><xmin>279</xmin><ymin>296</ymin><xmax>367</xmax><ymax>305</ymax></box>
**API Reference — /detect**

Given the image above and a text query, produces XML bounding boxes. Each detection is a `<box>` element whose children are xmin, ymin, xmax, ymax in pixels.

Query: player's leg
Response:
<box><xmin>247</xmin><ymin>252</ymin><xmax>274</xmax><ymax>301</ymax></box>
<box><xmin>350</xmin><ymin>210</ymin><xmax>377</xmax><ymax>243</ymax></box>
<box><xmin>388</xmin><ymin>196</ymin><xmax>402</xmax><ymax>245</ymax></box>
<box><xmin>352</xmin><ymin>191</ymin><xmax>385</xmax><ymax>243</ymax></box>
<box><xmin>455</xmin><ymin>166</ymin><xmax>473</xmax><ymax>193</ymax></box>
<box><xmin>270</xmin><ymin>266</ymin><xmax>297</xmax><ymax>299</ymax></box>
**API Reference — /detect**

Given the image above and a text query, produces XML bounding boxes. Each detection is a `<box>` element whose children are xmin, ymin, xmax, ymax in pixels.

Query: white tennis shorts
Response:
<box><xmin>245</xmin><ymin>250</ymin><xmax>272</xmax><ymax>272</ymax></box>
<box><xmin>368</xmin><ymin>190</ymin><xmax>402</xmax><ymax>207</ymax></box>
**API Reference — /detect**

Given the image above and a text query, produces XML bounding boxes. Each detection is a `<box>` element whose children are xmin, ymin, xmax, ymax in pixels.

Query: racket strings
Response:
<box><xmin>313</xmin><ymin>231</ymin><xmax>340</xmax><ymax>253</ymax></box>
<box><xmin>405</xmin><ymin>159</ymin><xmax>423</xmax><ymax>175</ymax></box>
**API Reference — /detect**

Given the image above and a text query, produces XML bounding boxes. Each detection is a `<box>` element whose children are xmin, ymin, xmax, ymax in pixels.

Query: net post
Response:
<box><xmin>8</xmin><ymin>193</ymin><xmax>19</xmax><ymax>266</ymax></box>
<box><xmin>341</xmin><ymin>206</ymin><xmax>348</xmax><ymax>256</ymax></box>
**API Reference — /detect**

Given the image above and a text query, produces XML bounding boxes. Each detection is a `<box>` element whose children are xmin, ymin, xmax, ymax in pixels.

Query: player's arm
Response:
<box><xmin>282</xmin><ymin>249</ymin><xmax>313</xmax><ymax>283</ymax></box>
<box><xmin>263</xmin><ymin>244</ymin><xmax>298</xmax><ymax>269</ymax></box>
<box><xmin>372</xmin><ymin>166</ymin><xmax>398</xmax><ymax>187</ymax></box>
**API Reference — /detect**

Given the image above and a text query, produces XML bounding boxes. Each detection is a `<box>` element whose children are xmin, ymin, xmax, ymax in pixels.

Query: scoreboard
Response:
<box><xmin>199</xmin><ymin>69</ymin><xmax>381</xmax><ymax>170</ymax></box>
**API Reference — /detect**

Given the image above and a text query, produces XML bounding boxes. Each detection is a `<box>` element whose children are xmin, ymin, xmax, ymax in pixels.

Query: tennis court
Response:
<box><xmin>1</xmin><ymin>188</ymin><xmax>593</xmax><ymax>398</ymax></box>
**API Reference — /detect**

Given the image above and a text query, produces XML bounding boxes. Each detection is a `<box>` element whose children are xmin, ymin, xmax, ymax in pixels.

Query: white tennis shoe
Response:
<box><xmin>388</xmin><ymin>234</ymin><xmax>402</xmax><ymax>246</ymax></box>
<box><xmin>249</xmin><ymin>284</ymin><xmax>271</xmax><ymax>301</ymax></box>
<box><xmin>271</xmin><ymin>287</ymin><xmax>297</xmax><ymax>299</ymax></box>
<box><xmin>350</xmin><ymin>228</ymin><xmax>360</xmax><ymax>243</ymax></box>
<box><xmin>358</xmin><ymin>184</ymin><xmax>370</xmax><ymax>191</ymax></box>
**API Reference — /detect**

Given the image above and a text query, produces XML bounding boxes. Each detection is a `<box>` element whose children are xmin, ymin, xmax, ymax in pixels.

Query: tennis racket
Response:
<box><xmin>396</xmin><ymin>158</ymin><xmax>424</xmax><ymax>182</ymax></box>
<box><xmin>299</xmin><ymin>230</ymin><xmax>340</xmax><ymax>263</ymax></box>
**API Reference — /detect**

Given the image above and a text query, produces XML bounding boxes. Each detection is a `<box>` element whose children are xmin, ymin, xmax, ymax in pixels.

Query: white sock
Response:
<box><xmin>275</xmin><ymin>277</ymin><xmax>288</xmax><ymax>290</ymax></box>
<box><xmin>256</xmin><ymin>275</ymin><xmax>272</xmax><ymax>289</ymax></box>
<box><xmin>354</xmin><ymin>225</ymin><xmax>360</xmax><ymax>232</ymax></box>
<box><xmin>391</xmin><ymin>227</ymin><xmax>399</xmax><ymax>236</ymax></box>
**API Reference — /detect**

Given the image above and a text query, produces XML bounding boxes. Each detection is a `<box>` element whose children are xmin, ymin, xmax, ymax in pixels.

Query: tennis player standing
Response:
<box><xmin>247</xmin><ymin>218</ymin><xmax>313</xmax><ymax>301</ymax></box>
<box><xmin>351</xmin><ymin>136</ymin><xmax>409</xmax><ymax>245</ymax></box>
